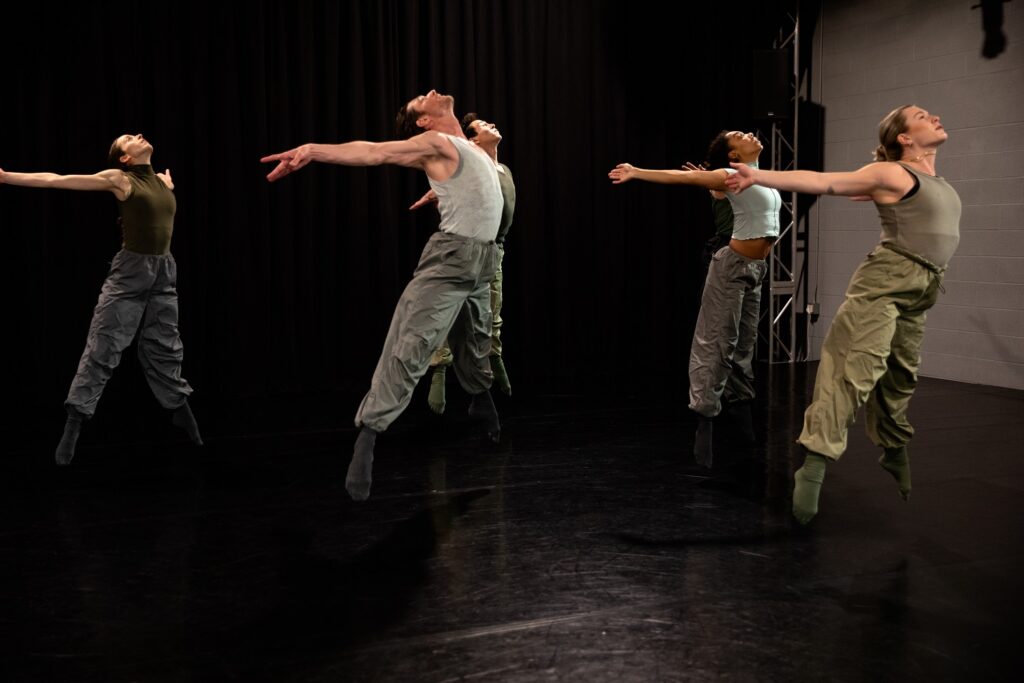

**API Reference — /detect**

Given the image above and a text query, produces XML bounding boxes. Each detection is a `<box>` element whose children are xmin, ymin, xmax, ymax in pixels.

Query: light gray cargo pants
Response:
<box><xmin>688</xmin><ymin>246</ymin><xmax>767</xmax><ymax>418</ymax></box>
<box><xmin>355</xmin><ymin>231</ymin><xmax>499</xmax><ymax>432</ymax></box>
<box><xmin>66</xmin><ymin>249</ymin><xmax>193</xmax><ymax>417</ymax></box>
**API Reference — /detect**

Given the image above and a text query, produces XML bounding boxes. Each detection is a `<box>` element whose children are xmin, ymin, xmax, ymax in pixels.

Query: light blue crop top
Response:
<box><xmin>723</xmin><ymin>163</ymin><xmax>781</xmax><ymax>240</ymax></box>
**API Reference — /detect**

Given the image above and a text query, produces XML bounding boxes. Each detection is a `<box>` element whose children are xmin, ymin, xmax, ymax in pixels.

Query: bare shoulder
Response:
<box><xmin>98</xmin><ymin>168</ymin><xmax>132</xmax><ymax>198</ymax></box>
<box><xmin>864</xmin><ymin>160</ymin><xmax>915</xmax><ymax>191</ymax></box>
<box><xmin>415</xmin><ymin>130</ymin><xmax>457</xmax><ymax>158</ymax></box>
<box><xmin>857</xmin><ymin>161</ymin><xmax>905</xmax><ymax>178</ymax></box>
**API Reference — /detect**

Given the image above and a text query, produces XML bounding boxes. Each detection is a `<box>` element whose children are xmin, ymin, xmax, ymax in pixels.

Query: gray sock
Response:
<box><xmin>171</xmin><ymin>400</ymin><xmax>203</xmax><ymax>445</ymax></box>
<box><xmin>55</xmin><ymin>412</ymin><xmax>84</xmax><ymax>466</ymax></box>
<box><xmin>346</xmin><ymin>427</ymin><xmax>377</xmax><ymax>501</ymax></box>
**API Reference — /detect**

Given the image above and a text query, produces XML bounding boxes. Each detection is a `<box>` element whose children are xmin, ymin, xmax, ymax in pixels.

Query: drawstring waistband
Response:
<box><xmin>881</xmin><ymin>242</ymin><xmax>946</xmax><ymax>292</ymax></box>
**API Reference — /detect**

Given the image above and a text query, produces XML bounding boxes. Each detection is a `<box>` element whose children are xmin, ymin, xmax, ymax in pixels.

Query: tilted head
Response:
<box><xmin>703</xmin><ymin>130</ymin><xmax>763</xmax><ymax>169</ymax></box>
<box><xmin>107</xmin><ymin>133</ymin><xmax>153</xmax><ymax>168</ymax></box>
<box><xmin>462</xmin><ymin>112</ymin><xmax>502</xmax><ymax>147</ymax></box>
<box><xmin>874</xmin><ymin>104</ymin><xmax>947</xmax><ymax>161</ymax></box>
<box><xmin>395</xmin><ymin>89</ymin><xmax>456</xmax><ymax>138</ymax></box>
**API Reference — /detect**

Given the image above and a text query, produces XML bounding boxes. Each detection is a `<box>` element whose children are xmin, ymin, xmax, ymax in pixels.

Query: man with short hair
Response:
<box><xmin>262</xmin><ymin>89</ymin><xmax>503</xmax><ymax>502</ymax></box>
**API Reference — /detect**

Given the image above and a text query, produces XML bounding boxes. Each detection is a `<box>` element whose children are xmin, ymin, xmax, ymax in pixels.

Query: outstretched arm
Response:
<box><xmin>0</xmin><ymin>167</ymin><xmax>129</xmax><ymax>198</ymax></box>
<box><xmin>261</xmin><ymin>132</ymin><xmax>453</xmax><ymax>182</ymax></box>
<box><xmin>725</xmin><ymin>161</ymin><xmax>906</xmax><ymax>199</ymax></box>
<box><xmin>409</xmin><ymin>188</ymin><xmax>438</xmax><ymax>211</ymax></box>
<box><xmin>609</xmin><ymin>163</ymin><xmax>729</xmax><ymax>191</ymax></box>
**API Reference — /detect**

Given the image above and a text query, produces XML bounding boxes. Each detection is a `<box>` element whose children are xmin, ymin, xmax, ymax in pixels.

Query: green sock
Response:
<box><xmin>793</xmin><ymin>453</ymin><xmax>828</xmax><ymax>525</ymax></box>
<box><xmin>879</xmin><ymin>445</ymin><xmax>911</xmax><ymax>501</ymax></box>
<box><xmin>428</xmin><ymin>366</ymin><xmax>447</xmax><ymax>414</ymax></box>
<box><xmin>490</xmin><ymin>355</ymin><xmax>511</xmax><ymax>396</ymax></box>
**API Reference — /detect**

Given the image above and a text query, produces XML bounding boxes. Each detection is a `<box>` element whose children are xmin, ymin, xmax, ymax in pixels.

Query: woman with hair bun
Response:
<box><xmin>727</xmin><ymin>105</ymin><xmax>960</xmax><ymax>524</ymax></box>
<box><xmin>0</xmin><ymin>133</ymin><xmax>203</xmax><ymax>464</ymax></box>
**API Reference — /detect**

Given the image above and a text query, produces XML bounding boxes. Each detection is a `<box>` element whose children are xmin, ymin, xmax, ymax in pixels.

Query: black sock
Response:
<box><xmin>171</xmin><ymin>400</ymin><xmax>203</xmax><ymax>446</ymax></box>
<box><xmin>694</xmin><ymin>417</ymin><xmax>713</xmax><ymax>468</ymax></box>
<box><xmin>346</xmin><ymin>427</ymin><xmax>377</xmax><ymax>501</ymax></box>
<box><xmin>55</xmin><ymin>411</ymin><xmax>85</xmax><ymax>466</ymax></box>
<box><xmin>468</xmin><ymin>389</ymin><xmax>501</xmax><ymax>443</ymax></box>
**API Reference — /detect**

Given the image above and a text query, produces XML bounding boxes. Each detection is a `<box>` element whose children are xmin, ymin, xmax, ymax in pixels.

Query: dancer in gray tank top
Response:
<box><xmin>727</xmin><ymin>105</ymin><xmax>961</xmax><ymax>524</ymax></box>
<box><xmin>262</xmin><ymin>89</ymin><xmax>503</xmax><ymax>502</ymax></box>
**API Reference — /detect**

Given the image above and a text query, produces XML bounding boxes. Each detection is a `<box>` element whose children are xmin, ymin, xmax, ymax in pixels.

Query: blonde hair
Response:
<box><xmin>874</xmin><ymin>105</ymin><xmax>913</xmax><ymax>161</ymax></box>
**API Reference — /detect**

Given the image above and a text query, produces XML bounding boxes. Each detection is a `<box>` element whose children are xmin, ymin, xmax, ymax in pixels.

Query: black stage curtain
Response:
<box><xmin>1</xmin><ymin>0</ymin><xmax>789</xmax><ymax>426</ymax></box>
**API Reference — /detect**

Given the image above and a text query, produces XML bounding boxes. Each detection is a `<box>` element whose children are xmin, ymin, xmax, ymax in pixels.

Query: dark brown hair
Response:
<box><xmin>461</xmin><ymin>112</ymin><xmax>480</xmax><ymax>138</ymax></box>
<box><xmin>703</xmin><ymin>130</ymin><xmax>733</xmax><ymax>170</ymax></box>
<box><xmin>395</xmin><ymin>103</ymin><xmax>424</xmax><ymax>139</ymax></box>
<box><xmin>107</xmin><ymin>136</ymin><xmax>128</xmax><ymax>169</ymax></box>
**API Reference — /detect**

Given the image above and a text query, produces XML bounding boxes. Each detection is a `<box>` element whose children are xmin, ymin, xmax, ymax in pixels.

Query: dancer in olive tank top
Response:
<box><xmin>727</xmin><ymin>105</ymin><xmax>961</xmax><ymax>524</ymax></box>
<box><xmin>0</xmin><ymin>134</ymin><xmax>203</xmax><ymax>464</ymax></box>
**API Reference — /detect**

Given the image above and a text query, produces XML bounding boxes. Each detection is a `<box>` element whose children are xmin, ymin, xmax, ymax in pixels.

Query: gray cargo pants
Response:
<box><xmin>66</xmin><ymin>249</ymin><xmax>193</xmax><ymax>417</ymax></box>
<box><xmin>355</xmin><ymin>231</ymin><xmax>500</xmax><ymax>432</ymax></box>
<box><xmin>688</xmin><ymin>246</ymin><xmax>767</xmax><ymax>417</ymax></box>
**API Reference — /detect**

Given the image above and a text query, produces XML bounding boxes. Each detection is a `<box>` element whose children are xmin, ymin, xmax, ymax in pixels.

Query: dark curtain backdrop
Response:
<box><xmin>1</xmin><ymin>0</ymin><xmax>790</xmax><ymax>434</ymax></box>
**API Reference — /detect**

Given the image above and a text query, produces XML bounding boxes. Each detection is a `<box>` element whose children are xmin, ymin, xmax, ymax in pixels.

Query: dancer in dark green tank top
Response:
<box><xmin>727</xmin><ymin>105</ymin><xmax>961</xmax><ymax>524</ymax></box>
<box><xmin>0</xmin><ymin>133</ymin><xmax>202</xmax><ymax>464</ymax></box>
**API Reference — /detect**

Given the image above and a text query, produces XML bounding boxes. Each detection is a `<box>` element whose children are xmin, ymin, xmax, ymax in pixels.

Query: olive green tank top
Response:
<box><xmin>119</xmin><ymin>164</ymin><xmax>175</xmax><ymax>255</ymax></box>
<box><xmin>875</xmin><ymin>162</ymin><xmax>961</xmax><ymax>268</ymax></box>
<box><xmin>496</xmin><ymin>163</ymin><xmax>516</xmax><ymax>244</ymax></box>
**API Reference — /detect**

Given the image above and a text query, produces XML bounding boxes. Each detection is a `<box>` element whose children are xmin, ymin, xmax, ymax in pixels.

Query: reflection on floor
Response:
<box><xmin>2</xmin><ymin>364</ymin><xmax>1022</xmax><ymax>681</ymax></box>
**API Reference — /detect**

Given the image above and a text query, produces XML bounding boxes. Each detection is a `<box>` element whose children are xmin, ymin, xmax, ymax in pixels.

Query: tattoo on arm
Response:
<box><xmin>827</xmin><ymin>185</ymin><xmax>835</xmax><ymax>195</ymax></box>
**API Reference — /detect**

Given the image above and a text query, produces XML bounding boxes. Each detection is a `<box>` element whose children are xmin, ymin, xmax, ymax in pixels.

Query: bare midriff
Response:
<box><xmin>730</xmin><ymin>237</ymin><xmax>774</xmax><ymax>260</ymax></box>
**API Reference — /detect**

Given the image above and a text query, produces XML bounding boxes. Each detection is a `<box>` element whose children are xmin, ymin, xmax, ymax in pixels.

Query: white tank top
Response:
<box><xmin>428</xmin><ymin>135</ymin><xmax>503</xmax><ymax>241</ymax></box>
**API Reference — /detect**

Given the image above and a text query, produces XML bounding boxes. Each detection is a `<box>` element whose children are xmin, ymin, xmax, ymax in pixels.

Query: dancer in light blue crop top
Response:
<box><xmin>610</xmin><ymin>129</ymin><xmax>780</xmax><ymax>467</ymax></box>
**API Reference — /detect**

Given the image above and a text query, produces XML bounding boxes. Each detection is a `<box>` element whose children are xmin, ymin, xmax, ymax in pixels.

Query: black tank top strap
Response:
<box><xmin>896</xmin><ymin>162</ymin><xmax>921</xmax><ymax>200</ymax></box>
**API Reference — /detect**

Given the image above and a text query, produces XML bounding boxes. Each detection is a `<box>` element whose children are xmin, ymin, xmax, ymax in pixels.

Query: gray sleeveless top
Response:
<box><xmin>875</xmin><ymin>162</ymin><xmax>961</xmax><ymax>268</ymax></box>
<box><xmin>428</xmin><ymin>135</ymin><xmax>502</xmax><ymax>241</ymax></box>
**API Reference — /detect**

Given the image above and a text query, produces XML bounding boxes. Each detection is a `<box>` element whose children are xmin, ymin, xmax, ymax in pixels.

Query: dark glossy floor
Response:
<box><xmin>2</xmin><ymin>364</ymin><xmax>1023</xmax><ymax>682</ymax></box>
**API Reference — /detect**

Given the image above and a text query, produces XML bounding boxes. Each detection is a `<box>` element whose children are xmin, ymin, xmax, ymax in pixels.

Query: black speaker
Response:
<box><xmin>752</xmin><ymin>49</ymin><xmax>791</xmax><ymax>120</ymax></box>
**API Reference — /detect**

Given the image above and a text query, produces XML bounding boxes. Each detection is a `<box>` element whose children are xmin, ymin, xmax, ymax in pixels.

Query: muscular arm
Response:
<box><xmin>262</xmin><ymin>131</ymin><xmax>456</xmax><ymax>182</ymax></box>
<box><xmin>609</xmin><ymin>164</ymin><xmax>729</xmax><ymax>191</ymax></box>
<box><xmin>726</xmin><ymin>161</ymin><xmax>910</xmax><ymax>200</ymax></box>
<box><xmin>0</xmin><ymin>168</ymin><xmax>129</xmax><ymax>197</ymax></box>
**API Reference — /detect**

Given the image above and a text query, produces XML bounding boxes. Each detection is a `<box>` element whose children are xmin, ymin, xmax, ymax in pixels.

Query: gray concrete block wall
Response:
<box><xmin>808</xmin><ymin>0</ymin><xmax>1024</xmax><ymax>389</ymax></box>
